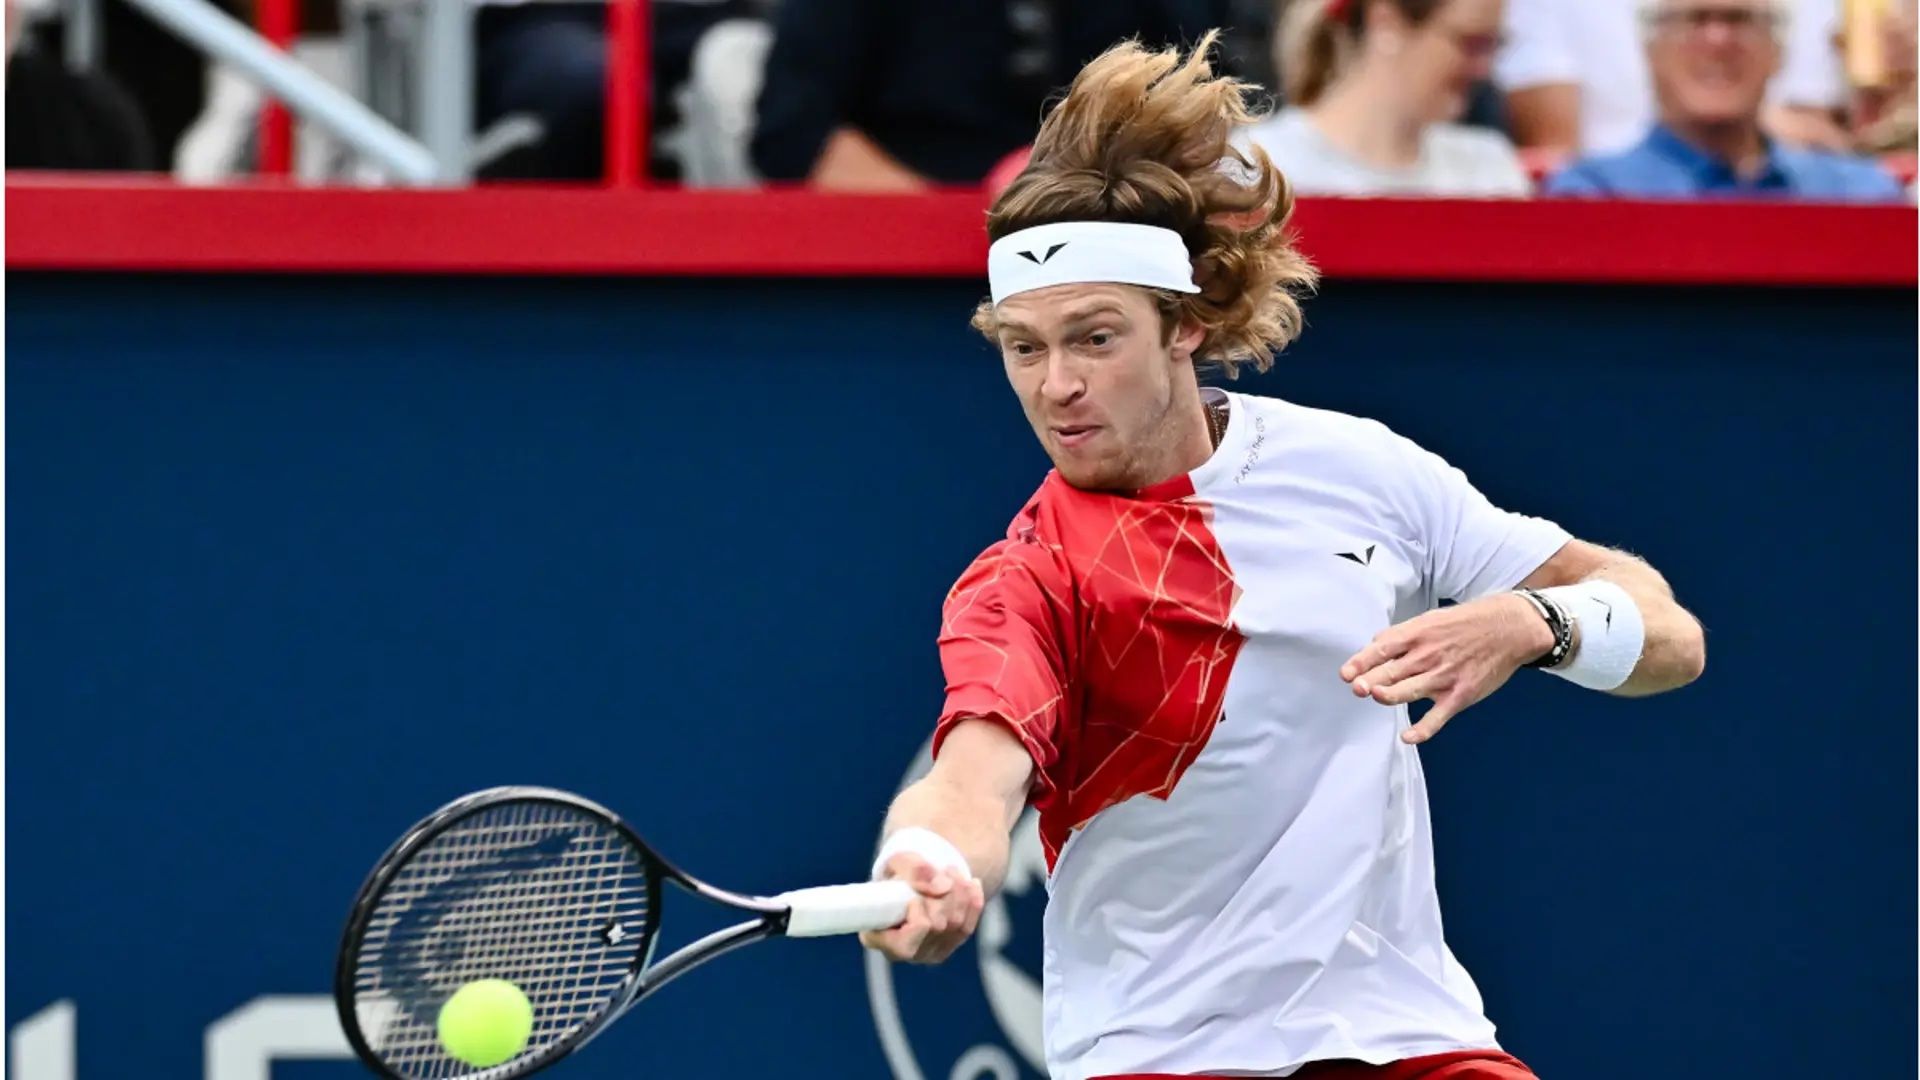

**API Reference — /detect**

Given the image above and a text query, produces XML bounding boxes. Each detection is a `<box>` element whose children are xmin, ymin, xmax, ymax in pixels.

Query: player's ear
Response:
<box><xmin>1168</xmin><ymin>317</ymin><xmax>1205</xmax><ymax>365</ymax></box>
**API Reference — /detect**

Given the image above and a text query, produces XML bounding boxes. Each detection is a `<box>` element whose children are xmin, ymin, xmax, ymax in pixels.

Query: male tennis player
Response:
<box><xmin>859</xmin><ymin>33</ymin><xmax>1705</xmax><ymax>1080</ymax></box>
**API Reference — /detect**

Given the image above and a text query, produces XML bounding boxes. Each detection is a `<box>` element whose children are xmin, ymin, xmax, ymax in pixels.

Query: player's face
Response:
<box><xmin>1396</xmin><ymin>0</ymin><xmax>1504</xmax><ymax>125</ymax></box>
<box><xmin>1646</xmin><ymin>0</ymin><xmax>1782</xmax><ymax>127</ymax></box>
<box><xmin>992</xmin><ymin>283</ymin><xmax>1199</xmax><ymax>491</ymax></box>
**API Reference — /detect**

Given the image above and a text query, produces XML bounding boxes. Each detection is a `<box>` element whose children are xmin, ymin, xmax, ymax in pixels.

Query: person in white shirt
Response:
<box><xmin>1497</xmin><ymin>0</ymin><xmax>1851</xmax><ymax>156</ymax></box>
<box><xmin>860</xmin><ymin>30</ymin><xmax>1706</xmax><ymax>1080</ymax></box>
<box><xmin>1240</xmin><ymin>0</ymin><xmax>1531</xmax><ymax>197</ymax></box>
<box><xmin>1766</xmin><ymin>0</ymin><xmax>1853</xmax><ymax>149</ymax></box>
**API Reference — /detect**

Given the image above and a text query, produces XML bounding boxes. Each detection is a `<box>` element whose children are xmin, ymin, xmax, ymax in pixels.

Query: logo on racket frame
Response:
<box><xmin>866</xmin><ymin>737</ymin><xmax>1048</xmax><ymax>1080</ymax></box>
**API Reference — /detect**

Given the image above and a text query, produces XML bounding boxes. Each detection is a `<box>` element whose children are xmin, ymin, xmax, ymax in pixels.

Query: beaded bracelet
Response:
<box><xmin>1514</xmin><ymin>587</ymin><xmax>1574</xmax><ymax>669</ymax></box>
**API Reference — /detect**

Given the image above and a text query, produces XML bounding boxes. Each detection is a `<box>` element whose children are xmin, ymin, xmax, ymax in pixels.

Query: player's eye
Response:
<box><xmin>1006</xmin><ymin>341</ymin><xmax>1041</xmax><ymax>360</ymax></box>
<box><xmin>1084</xmin><ymin>331</ymin><xmax>1115</xmax><ymax>349</ymax></box>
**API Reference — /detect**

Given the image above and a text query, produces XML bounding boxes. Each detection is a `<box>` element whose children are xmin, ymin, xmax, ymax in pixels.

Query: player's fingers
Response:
<box><xmin>886</xmin><ymin>853</ymin><xmax>957</xmax><ymax>898</ymax></box>
<box><xmin>883</xmin><ymin>852</ymin><xmax>934</xmax><ymax>885</ymax></box>
<box><xmin>910</xmin><ymin>886</ymin><xmax>985</xmax><ymax>963</ymax></box>
<box><xmin>948</xmin><ymin>885</ymin><xmax>979</xmax><ymax>932</ymax></box>
<box><xmin>1371</xmin><ymin>668</ymin><xmax>1446</xmax><ymax>707</ymax></box>
<box><xmin>927</xmin><ymin>891</ymin><xmax>956</xmax><ymax>933</ymax></box>
<box><xmin>959</xmin><ymin>879</ymin><xmax>986</xmax><ymax>937</ymax></box>
<box><xmin>923</xmin><ymin>921</ymin><xmax>975</xmax><ymax>961</ymax></box>
<box><xmin>897</xmin><ymin>931</ymin><xmax>933</xmax><ymax>963</ymax></box>
<box><xmin>1353</xmin><ymin>653</ymin><xmax>1428</xmax><ymax>699</ymax></box>
<box><xmin>938</xmin><ymin>885</ymin><xmax>971</xmax><ymax>934</ymax></box>
<box><xmin>1341</xmin><ymin>635</ymin><xmax>1412</xmax><ymax>688</ymax></box>
<box><xmin>863</xmin><ymin>925</ymin><xmax>918</xmax><ymax>962</ymax></box>
<box><xmin>891</xmin><ymin>902</ymin><xmax>933</xmax><ymax>959</ymax></box>
<box><xmin>859</xmin><ymin>898</ymin><xmax>920</xmax><ymax>952</ymax></box>
<box><xmin>1401</xmin><ymin>696</ymin><xmax>1464</xmax><ymax>744</ymax></box>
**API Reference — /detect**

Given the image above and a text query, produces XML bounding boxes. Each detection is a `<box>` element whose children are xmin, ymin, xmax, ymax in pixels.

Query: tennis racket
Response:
<box><xmin>334</xmin><ymin>785</ymin><xmax>914</xmax><ymax>1080</ymax></box>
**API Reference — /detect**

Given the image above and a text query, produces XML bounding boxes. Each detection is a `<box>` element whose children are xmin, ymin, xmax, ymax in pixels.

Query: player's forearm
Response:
<box><xmin>1582</xmin><ymin>556</ymin><xmax>1706</xmax><ymax>697</ymax></box>
<box><xmin>881</xmin><ymin>772</ymin><xmax>1022</xmax><ymax>896</ymax></box>
<box><xmin>876</xmin><ymin>719</ymin><xmax>1037</xmax><ymax>894</ymax></box>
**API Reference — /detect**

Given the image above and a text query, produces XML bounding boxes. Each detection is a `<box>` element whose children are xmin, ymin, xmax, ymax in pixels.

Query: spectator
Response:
<box><xmin>1764</xmin><ymin>0</ymin><xmax>1853</xmax><ymax>150</ymax></box>
<box><xmin>1240</xmin><ymin>0</ymin><xmax>1529</xmax><ymax>197</ymax></box>
<box><xmin>475</xmin><ymin>0</ymin><xmax>761</xmax><ymax>181</ymax></box>
<box><xmin>1707</xmin><ymin>0</ymin><xmax>1916</xmax><ymax>155</ymax></box>
<box><xmin>749</xmin><ymin>0</ymin><xmax>1233</xmax><ymax>190</ymax></box>
<box><xmin>6</xmin><ymin>0</ymin><xmax>156</xmax><ymax>171</ymax></box>
<box><xmin>1852</xmin><ymin>0</ymin><xmax>1916</xmax><ymax>153</ymax></box>
<box><xmin>1544</xmin><ymin>0</ymin><xmax>1903</xmax><ymax>201</ymax></box>
<box><xmin>1497</xmin><ymin>0</ymin><xmax>1849</xmax><ymax>157</ymax></box>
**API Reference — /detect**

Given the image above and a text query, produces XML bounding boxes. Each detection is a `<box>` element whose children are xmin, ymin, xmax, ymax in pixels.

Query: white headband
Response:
<box><xmin>987</xmin><ymin>221</ymin><xmax>1200</xmax><ymax>305</ymax></box>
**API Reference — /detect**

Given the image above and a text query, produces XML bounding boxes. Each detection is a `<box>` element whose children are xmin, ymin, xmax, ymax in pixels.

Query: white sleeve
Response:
<box><xmin>1391</xmin><ymin>434</ymin><xmax>1571</xmax><ymax>604</ymax></box>
<box><xmin>1771</xmin><ymin>0</ymin><xmax>1845</xmax><ymax>109</ymax></box>
<box><xmin>1494</xmin><ymin>0</ymin><xmax>1580</xmax><ymax>91</ymax></box>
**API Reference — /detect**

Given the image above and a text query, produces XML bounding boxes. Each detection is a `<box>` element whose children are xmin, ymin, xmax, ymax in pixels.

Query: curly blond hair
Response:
<box><xmin>971</xmin><ymin>30</ymin><xmax>1317</xmax><ymax>378</ymax></box>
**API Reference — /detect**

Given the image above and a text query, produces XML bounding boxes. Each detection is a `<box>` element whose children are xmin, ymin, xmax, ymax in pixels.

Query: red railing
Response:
<box><xmin>6</xmin><ymin>176</ymin><xmax>1913</xmax><ymax>286</ymax></box>
<box><xmin>605</xmin><ymin>0</ymin><xmax>647</xmax><ymax>186</ymax></box>
<box><xmin>249</xmin><ymin>0</ymin><xmax>652</xmax><ymax>184</ymax></box>
<box><xmin>256</xmin><ymin>0</ymin><xmax>298</xmax><ymax>176</ymax></box>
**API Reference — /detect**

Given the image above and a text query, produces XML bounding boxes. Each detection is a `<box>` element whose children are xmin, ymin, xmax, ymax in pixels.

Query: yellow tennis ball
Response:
<box><xmin>436</xmin><ymin>978</ymin><xmax>533</xmax><ymax>1068</ymax></box>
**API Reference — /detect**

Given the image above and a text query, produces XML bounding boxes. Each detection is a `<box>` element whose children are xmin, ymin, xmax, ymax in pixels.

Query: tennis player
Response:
<box><xmin>859</xmin><ymin>32</ymin><xmax>1705</xmax><ymax>1080</ymax></box>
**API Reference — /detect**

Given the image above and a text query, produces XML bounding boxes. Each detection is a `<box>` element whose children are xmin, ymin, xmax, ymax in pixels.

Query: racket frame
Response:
<box><xmin>335</xmin><ymin>785</ymin><xmax>795</xmax><ymax>1080</ymax></box>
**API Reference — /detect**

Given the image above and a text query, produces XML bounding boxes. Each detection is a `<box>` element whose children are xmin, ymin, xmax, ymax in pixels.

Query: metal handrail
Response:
<box><xmin>119</xmin><ymin>0</ymin><xmax>442</xmax><ymax>184</ymax></box>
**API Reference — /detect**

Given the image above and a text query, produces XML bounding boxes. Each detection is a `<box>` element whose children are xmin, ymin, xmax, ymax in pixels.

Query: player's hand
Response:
<box><xmin>858</xmin><ymin>853</ymin><xmax>985</xmax><ymax>965</ymax></box>
<box><xmin>1339</xmin><ymin>593</ymin><xmax>1554</xmax><ymax>745</ymax></box>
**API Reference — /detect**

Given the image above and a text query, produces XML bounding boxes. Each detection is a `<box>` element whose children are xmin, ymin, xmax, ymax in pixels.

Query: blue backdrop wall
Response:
<box><xmin>7</xmin><ymin>274</ymin><xmax>1914</xmax><ymax>1079</ymax></box>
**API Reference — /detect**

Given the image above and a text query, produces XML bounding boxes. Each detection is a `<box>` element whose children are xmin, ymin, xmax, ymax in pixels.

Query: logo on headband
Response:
<box><xmin>1016</xmin><ymin>243</ymin><xmax>1068</xmax><ymax>265</ymax></box>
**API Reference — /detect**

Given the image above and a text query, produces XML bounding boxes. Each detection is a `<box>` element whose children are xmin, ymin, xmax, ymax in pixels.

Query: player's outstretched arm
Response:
<box><xmin>860</xmin><ymin>719</ymin><xmax>1034</xmax><ymax>965</ymax></box>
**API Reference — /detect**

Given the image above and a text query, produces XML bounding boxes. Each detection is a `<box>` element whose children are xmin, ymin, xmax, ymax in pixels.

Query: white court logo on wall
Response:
<box><xmin>866</xmin><ymin>737</ymin><xmax>1049</xmax><ymax>1080</ymax></box>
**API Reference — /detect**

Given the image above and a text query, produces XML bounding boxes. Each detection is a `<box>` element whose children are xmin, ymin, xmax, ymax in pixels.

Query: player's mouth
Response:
<box><xmin>1051</xmin><ymin>424</ymin><xmax>1102</xmax><ymax>450</ymax></box>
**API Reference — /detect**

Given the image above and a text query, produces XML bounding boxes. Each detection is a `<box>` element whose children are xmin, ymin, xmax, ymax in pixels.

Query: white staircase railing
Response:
<box><xmin>117</xmin><ymin>0</ymin><xmax>444</xmax><ymax>184</ymax></box>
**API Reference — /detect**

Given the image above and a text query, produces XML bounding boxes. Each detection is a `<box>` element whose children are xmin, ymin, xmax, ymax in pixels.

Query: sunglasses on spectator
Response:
<box><xmin>1643</xmin><ymin>5</ymin><xmax>1780</xmax><ymax>38</ymax></box>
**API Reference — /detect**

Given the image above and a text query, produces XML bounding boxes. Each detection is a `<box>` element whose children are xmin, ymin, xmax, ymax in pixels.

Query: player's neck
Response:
<box><xmin>1131</xmin><ymin>397</ymin><xmax>1218</xmax><ymax>491</ymax></box>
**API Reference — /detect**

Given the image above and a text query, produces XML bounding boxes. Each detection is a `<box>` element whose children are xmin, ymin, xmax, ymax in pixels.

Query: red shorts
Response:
<box><xmin>1097</xmin><ymin>1048</ymin><xmax>1538</xmax><ymax>1080</ymax></box>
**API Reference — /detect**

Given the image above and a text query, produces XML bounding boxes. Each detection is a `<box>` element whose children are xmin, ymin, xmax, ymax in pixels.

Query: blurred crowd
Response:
<box><xmin>7</xmin><ymin>0</ymin><xmax>1915</xmax><ymax>201</ymax></box>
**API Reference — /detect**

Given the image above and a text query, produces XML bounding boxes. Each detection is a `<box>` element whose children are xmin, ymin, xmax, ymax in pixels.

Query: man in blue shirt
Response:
<box><xmin>1546</xmin><ymin>0</ymin><xmax>1904</xmax><ymax>201</ymax></box>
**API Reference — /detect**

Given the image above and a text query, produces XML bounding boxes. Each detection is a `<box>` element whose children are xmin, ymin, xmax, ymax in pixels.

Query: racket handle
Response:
<box><xmin>775</xmin><ymin>880</ymin><xmax>918</xmax><ymax>937</ymax></box>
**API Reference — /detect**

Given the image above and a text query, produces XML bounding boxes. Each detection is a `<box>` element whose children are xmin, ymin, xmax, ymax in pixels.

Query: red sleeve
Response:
<box><xmin>932</xmin><ymin>523</ymin><xmax>1076</xmax><ymax>807</ymax></box>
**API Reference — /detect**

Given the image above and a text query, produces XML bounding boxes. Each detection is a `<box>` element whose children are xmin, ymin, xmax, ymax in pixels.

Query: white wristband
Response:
<box><xmin>871</xmin><ymin>826</ymin><xmax>973</xmax><ymax>882</ymax></box>
<box><xmin>1537</xmin><ymin>580</ymin><xmax>1645</xmax><ymax>691</ymax></box>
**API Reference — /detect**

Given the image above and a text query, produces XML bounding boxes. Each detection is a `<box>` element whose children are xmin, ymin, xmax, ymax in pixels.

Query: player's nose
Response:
<box><xmin>1039</xmin><ymin>354</ymin><xmax>1086</xmax><ymax>405</ymax></box>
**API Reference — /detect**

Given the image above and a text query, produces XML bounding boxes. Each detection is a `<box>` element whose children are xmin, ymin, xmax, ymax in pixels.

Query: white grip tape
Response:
<box><xmin>776</xmin><ymin>880</ymin><xmax>918</xmax><ymax>938</ymax></box>
<box><xmin>1538</xmin><ymin>580</ymin><xmax>1645</xmax><ymax>691</ymax></box>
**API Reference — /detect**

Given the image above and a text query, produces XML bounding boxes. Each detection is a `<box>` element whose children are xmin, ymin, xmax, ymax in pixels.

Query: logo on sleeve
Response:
<box><xmin>1335</xmin><ymin>544</ymin><xmax>1376</xmax><ymax>566</ymax></box>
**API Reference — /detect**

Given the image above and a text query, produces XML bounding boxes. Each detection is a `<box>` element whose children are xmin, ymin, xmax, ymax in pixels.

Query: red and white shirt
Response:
<box><xmin>932</xmin><ymin>390</ymin><xmax>1570</xmax><ymax>1080</ymax></box>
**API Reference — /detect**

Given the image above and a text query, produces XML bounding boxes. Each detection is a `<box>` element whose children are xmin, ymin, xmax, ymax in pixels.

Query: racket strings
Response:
<box><xmin>350</xmin><ymin>800</ymin><xmax>652</xmax><ymax>1079</ymax></box>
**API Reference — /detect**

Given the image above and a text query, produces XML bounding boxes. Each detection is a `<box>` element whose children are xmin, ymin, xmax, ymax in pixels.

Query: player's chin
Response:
<box><xmin>1048</xmin><ymin>449</ymin><xmax>1128</xmax><ymax>491</ymax></box>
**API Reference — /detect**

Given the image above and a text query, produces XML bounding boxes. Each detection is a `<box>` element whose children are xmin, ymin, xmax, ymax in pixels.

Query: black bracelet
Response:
<box><xmin>1514</xmin><ymin>588</ymin><xmax>1573</xmax><ymax>669</ymax></box>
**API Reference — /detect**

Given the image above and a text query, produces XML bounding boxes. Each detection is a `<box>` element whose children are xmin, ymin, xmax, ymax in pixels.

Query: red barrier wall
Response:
<box><xmin>7</xmin><ymin>177</ymin><xmax>1914</xmax><ymax>286</ymax></box>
